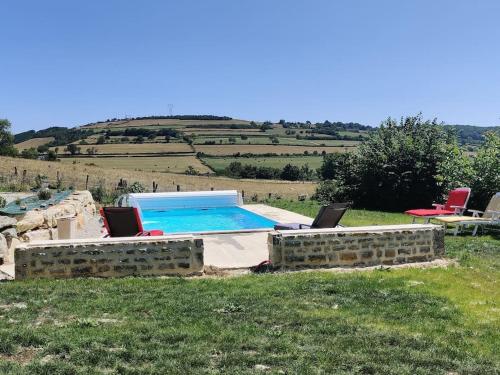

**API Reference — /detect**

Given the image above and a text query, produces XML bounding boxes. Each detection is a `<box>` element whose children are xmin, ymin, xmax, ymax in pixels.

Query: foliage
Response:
<box><xmin>0</xmin><ymin>195</ymin><xmax>6</xmax><ymax>208</ymax></box>
<box><xmin>224</xmin><ymin>161</ymin><xmax>315</xmax><ymax>181</ymax></box>
<box><xmin>468</xmin><ymin>132</ymin><xmax>500</xmax><ymax>208</ymax></box>
<box><xmin>0</xmin><ymin>119</ymin><xmax>18</xmax><ymax>156</ymax></box>
<box><xmin>37</xmin><ymin>188</ymin><xmax>52</xmax><ymax>200</ymax></box>
<box><xmin>96</xmin><ymin>135</ymin><xmax>106</xmax><ymax>144</ymax></box>
<box><xmin>46</xmin><ymin>150</ymin><xmax>58</xmax><ymax>161</ymax></box>
<box><xmin>125</xmin><ymin>181</ymin><xmax>146</xmax><ymax>194</ymax></box>
<box><xmin>185</xmin><ymin>166</ymin><xmax>199</xmax><ymax>175</ymax></box>
<box><xmin>20</xmin><ymin>147</ymin><xmax>39</xmax><ymax>159</ymax></box>
<box><xmin>316</xmin><ymin>115</ymin><xmax>460</xmax><ymax>210</ymax></box>
<box><xmin>65</xmin><ymin>144</ymin><xmax>80</xmax><ymax>155</ymax></box>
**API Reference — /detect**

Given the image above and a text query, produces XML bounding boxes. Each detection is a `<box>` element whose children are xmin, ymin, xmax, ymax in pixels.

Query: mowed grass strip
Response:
<box><xmin>52</xmin><ymin>142</ymin><xmax>192</xmax><ymax>155</ymax></box>
<box><xmin>203</xmin><ymin>156</ymin><xmax>324</xmax><ymax>172</ymax></box>
<box><xmin>0</xmin><ymin>238</ymin><xmax>498</xmax><ymax>373</ymax></box>
<box><xmin>195</xmin><ymin>144</ymin><xmax>350</xmax><ymax>156</ymax></box>
<box><xmin>14</xmin><ymin>137</ymin><xmax>55</xmax><ymax>151</ymax></box>
<box><xmin>60</xmin><ymin>156</ymin><xmax>212</xmax><ymax>174</ymax></box>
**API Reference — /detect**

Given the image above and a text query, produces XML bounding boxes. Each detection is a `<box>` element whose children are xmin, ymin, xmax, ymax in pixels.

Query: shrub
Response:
<box><xmin>21</xmin><ymin>148</ymin><xmax>39</xmax><ymax>159</ymax></box>
<box><xmin>316</xmin><ymin>114</ymin><xmax>461</xmax><ymax>211</ymax></box>
<box><xmin>469</xmin><ymin>132</ymin><xmax>500</xmax><ymax>208</ymax></box>
<box><xmin>126</xmin><ymin>182</ymin><xmax>146</xmax><ymax>194</ymax></box>
<box><xmin>38</xmin><ymin>188</ymin><xmax>52</xmax><ymax>200</ymax></box>
<box><xmin>0</xmin><ymin>196</ymin><xmax>6</xmax><ymax>208</ymax></box>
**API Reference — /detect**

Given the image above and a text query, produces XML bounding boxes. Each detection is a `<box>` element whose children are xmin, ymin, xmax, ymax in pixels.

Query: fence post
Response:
<box><xmin>85</xmin><ymin>175</ymin><xmax>89</xmax><ymax>190</ymax></box>
<box><xmin>176</xmin><ymin>185</ymin><xmax>180</xmax><ymax>192</ymax></box>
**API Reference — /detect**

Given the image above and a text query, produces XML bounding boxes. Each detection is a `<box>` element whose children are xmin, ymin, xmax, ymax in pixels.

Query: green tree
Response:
<box><xmin>0</xmin><ymin>119</ymin><xmax>18</xmax><ymax>156</ymax></box>
<box><xmin>21</xmin><ymin>147</ymin><xmax>39</xmax><ymax>159</ymax></box>
<box><xmin>96</xmin><ymin>135</ymin><xmax>106</xmax><ymax>144</ymax></box>
<box><xmin>469</xmin><ymin>132</ymin><xmax>500</xmax><ymax>208</ymax></box>
<box><xmin>65</xmin><ymin>143</ymin><xmax>81</xmax><ymax>155</ymax></box>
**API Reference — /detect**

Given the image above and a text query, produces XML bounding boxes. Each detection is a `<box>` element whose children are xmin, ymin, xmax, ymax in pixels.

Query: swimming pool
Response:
<box><xmin>141</xmin><ymin>206</ymin><xmax>276</xmax><ymax>233</ymax></box>
<box><xmin>125</xmin><ymin>190</ymin><xmax>277</xmax><ymax>234</ymax></box>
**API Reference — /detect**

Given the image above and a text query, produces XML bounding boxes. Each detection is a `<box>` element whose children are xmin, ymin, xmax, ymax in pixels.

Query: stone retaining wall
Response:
<box><xmin>14</xmin><ymin>235</ymin><xmax>204</xmax><ymax>280</ymax></box>
<box><xmin>268</xmin><ymin>224</ymin><xmax>444</xmax><ymax>269</ymax></box>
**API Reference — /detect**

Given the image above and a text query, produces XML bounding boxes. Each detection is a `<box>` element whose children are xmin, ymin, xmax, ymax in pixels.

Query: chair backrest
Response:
<box><xmin>444</xmin><ymin>188</ymin><xmax>471</xmax><ymax>211</ymax></box>
<box><xmin>311</xmin><ymin>203</ymin><xmax>349</xmax><ymax>229</ymax></box>
<box><xmin>100</xmin><ymin>207</ymin><xmax>143</xmax><ymax>237</ymax></box>
<box><xmin>483</xmin><ymin>192</ymin><xmax>500</xmax><ymax>219</ymax></box>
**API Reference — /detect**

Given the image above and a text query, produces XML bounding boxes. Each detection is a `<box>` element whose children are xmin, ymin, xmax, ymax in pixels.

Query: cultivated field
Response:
<box><xmin>203</xmin><ymin>156</ymin><xmax>324</xmax><ymax>171</ymax></box>
<box><xmin>0</xmin><ymin>156</ymin><xmax>316</xmax><ymax>199</ymax></box>
<box><xmin>195</xmin><ymin>144</ymin><xmax>350</xmax><ymax>155</ymax></box>
<box><xmin>82</xmin><ymin>118</ymin><xmax>253</xmax><ymax>129</ymax></box>
<box><xmin>14</xmin><ymin>137</ymin><xmax>54</xmax><ymax>150</ymax></box>
<box><xmin>60</xmin><ymin>156</ymin><xmax>212</xmax><ymax>174</ymax></box>
<box><xmin>53</xmin><ymin>143</ymin><xmax>193</xmax><ymax>155</ymax></box>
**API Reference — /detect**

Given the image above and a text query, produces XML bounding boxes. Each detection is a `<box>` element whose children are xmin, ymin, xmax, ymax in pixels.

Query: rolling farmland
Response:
<box><xmin>60</xmin><ymin>156</ymin><xmax>211</xmax><ymax>174</ymax></box>
<box><xmin>195</xmin><ymin>144</ymin><xmax>350</xmax><ymax>156</ymax></box>
<box><xmin>14</xmin><ymin>137</ymin><xmax>54</xmax><ymax>150</ymax></box>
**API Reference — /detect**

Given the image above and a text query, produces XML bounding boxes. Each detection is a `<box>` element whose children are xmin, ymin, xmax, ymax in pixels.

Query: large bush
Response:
<box><xmin>317</xmin><ymin>115</ymin><xmax>462</xmax><ymax>210</ymax></box>
<box><xmin>468</xmin><ymin>132</ymin><xmax>500</xmax><ymax>209</ymax></box>
<box><xmin>316</xmin><ymin>115</ymin><xmax>499</xmax><ymax>211</ymax></box>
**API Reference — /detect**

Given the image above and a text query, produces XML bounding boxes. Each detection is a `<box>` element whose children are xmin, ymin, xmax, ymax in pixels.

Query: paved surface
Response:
<box><xmin>203</xmin><ymin>204</ymin><xmax>313</xmax><ymax>269</ymax></box>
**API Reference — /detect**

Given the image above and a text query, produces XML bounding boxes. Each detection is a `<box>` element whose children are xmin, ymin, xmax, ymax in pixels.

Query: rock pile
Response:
<box><xmin>0</xmin><ymin>191</ymin><xmax>96</xmax><ymax>264</ymax></box>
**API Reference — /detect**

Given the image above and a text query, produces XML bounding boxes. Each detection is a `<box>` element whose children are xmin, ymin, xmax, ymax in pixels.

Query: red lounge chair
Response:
<box><xmin>100</xmin><ymin>207</ymin><xmax>164</xmax><ymax>237</ymax></box>
<box><xmin>405</xmin><ymin>187</ymin><xmax>471</xmax><ymax>223</ymax></box>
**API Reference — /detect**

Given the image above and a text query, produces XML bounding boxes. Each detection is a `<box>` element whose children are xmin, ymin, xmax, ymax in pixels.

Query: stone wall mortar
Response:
<box><xmin>14</xmin><ymin>237</ymin><xmax>204</xmax><ymax>279</ymax></box>
<box><xmin>268</xmin><ymin>225</ymin><xmax>445</xmax><ymax>269</ymax></box>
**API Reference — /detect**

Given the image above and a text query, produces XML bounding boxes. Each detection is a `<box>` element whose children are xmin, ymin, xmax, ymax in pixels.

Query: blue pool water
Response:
<box><xmin>141</xmin><ymin>206</ymin><xmax>277</xmax><ymax>233</ymax></box>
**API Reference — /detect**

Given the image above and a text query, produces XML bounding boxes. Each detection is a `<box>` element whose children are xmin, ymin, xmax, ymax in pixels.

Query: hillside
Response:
<box><xmin>12</xmin><ymin>115</ymin><xmax>498</xmax><ymax>182</ymax></box>
<box><xmin>0</xmin><ymin>156</ymin><xmax>316</xmax><ymax>199</ymax></box>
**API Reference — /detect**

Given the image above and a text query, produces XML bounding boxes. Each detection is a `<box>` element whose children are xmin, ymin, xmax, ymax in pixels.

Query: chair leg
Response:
<box><xmin>472</xmin><ymin>225</ymin><xmax>478</xmax><ymax>236</ymax></box>
<box><xmin>412</xmin><ymin>217</ymin><xmax>416</xmax><ymax>224</ymax></box>
<box><xmin>453</xmin><ymin>225</ymin><xmax>459</xmax><ymax>236</ymax></box>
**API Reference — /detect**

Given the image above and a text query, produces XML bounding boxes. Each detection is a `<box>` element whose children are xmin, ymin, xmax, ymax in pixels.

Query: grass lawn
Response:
<box><xmin>0</xmin><ymin>204</ymin><xmax>498</xmax><ymax>374</ymax></box>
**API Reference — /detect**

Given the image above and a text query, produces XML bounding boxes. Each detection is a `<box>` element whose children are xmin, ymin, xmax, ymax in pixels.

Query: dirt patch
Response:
<box><xmin>0</xmin><ymin>347</ymin><xmax>40</xmax><ymax>364</ymax></box>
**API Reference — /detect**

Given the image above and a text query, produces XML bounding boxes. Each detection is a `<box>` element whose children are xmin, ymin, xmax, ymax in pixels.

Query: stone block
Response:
<box><xmin>16</xmin><ymin>211</ymin><xmax>44</xmax><ymax>233</ymax></box>
<box><xmin>340</xmin><ymin>252</ymin><xmax>358</xmax><ymax>261</ymax></box>
<box><xmin>0</xmin><ymin>216</ymin><xmax>17</xmax><ymax>230</ymax></box>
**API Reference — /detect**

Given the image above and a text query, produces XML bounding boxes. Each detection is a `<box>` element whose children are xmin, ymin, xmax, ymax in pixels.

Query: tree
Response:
<box><xmin>352</xmin><ymin>114</ymin><xmax>456</xmax><ymax>210</ymax></box>
<box><xmin>280</xmin><ymin>164</ymin><xmax>301</xmax><ymax>181</ymax></box>
<box><xmin>21</xmin><ymin>147</ymin><xmax>38</xmax><ymax>159</ymax></box>
<box><xmin>96</xmin><ymin>135</ymin><xmax>106</xmax><ymax>144</ymax></box>
<box><xmin>469</xmin><ymin>132</ymin><xmax>500</xmax><ymax>208</ymax></box>
<box><xmin>46</xmin><ymin>150</ymin><xmax>58</xmax><ymax>161</ymax></box>
<box><xmin>0</xmin><ymin>119</ymin><xmax>18</xmax><ymax>156</ymax></box>
<box><xmin>134</xmin><ymin>135</ymin><xmax>144</xmax><ymax>144</ymax></box>
<box><xmin>65</xmin><ymin>143</ymin><xmax>81</xmax><ymax>155</ymax></box>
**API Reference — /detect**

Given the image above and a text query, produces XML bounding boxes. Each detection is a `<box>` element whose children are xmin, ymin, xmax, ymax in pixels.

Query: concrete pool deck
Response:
<box><xmin>203</xmin><ymin>204</ymin><xmax>313</xmax><ymax>269</ymax></box>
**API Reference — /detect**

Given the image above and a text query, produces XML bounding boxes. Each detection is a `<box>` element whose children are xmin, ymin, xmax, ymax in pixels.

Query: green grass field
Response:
<box><xmin>193</xmin><ymin>136</ymin><xmax>360</xmax><ymax>147</ymax></box>
<box><xmin>0</xmin><ymin>205</ymin><xmax>498</xmax><ymax>374</ymax></box>
<box><xmin>202</xmin><ymin>156</ymin><xmax>324</xmax><ymax>172</ymax></box>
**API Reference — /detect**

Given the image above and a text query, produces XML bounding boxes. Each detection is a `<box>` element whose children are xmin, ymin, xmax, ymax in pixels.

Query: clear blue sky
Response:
<box><xmin>1</xmin><ymin>0</ymin><xmax>499</xmax><ymax>133</ymax></box>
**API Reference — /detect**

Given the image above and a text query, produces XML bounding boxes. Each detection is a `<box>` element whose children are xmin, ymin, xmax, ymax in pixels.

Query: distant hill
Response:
<box><xmin>445</xmin><ymin>124</ymin><xmax>500</xmax><ymax>145</ymax></box>
<box><xmin>14</xmin><ymin>115</ymin><xmax>498</xmax><ymax>148</ymax></box>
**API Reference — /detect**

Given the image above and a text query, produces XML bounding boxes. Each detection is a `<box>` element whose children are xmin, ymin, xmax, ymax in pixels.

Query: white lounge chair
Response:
<box><xmin>433</xmin><ymin>193</ymin><xmax>500</xmax><ymax>236</ymax></box>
